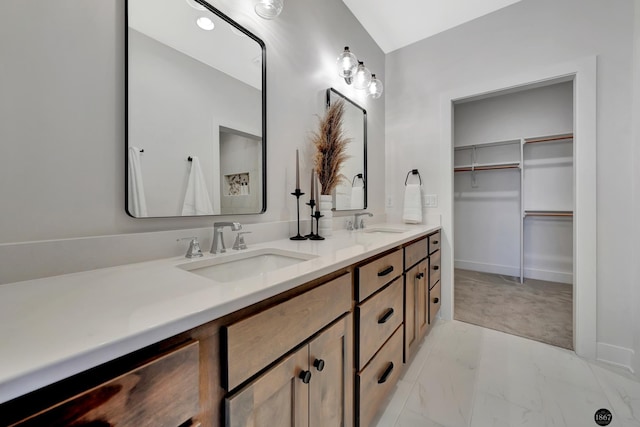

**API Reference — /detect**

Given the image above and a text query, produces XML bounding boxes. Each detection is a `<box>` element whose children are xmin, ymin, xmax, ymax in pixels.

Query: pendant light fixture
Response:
<box><xmin>367</xmin><ymin>74</ymin><xmax>383</xmax><ymax>99</ymax></box>
<box><xmin>352</xmin><ymin>61</ymin><xmax>372</xmax><ymax>90</ymax></box>
<box><xmin>336</xmin><ymin>46</ymin><xmax>358</xmax><ymax>84</ymax></box>
<box><xmin>336</xmin><ymin>47</ymin><xmax>382</xmax><ymax>99</ymax></box>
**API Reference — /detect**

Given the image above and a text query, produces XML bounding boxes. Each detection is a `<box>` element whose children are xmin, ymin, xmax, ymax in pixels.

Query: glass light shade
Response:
<box><xmin>337</xmin><ymin>46</ymin><xmax>358</xmax><ymax>81</ymax></box>
<box><xmin>196</xmin><ymin>16</ymin><xmax>215</xmax><ymax>30</ymax></box>
<box><xmin>254</xmin><ymin>0</ymin><xmax>284</xmax><ymax>19</ymax></box>
<box><xmin>353</xmin><ymin>62</ymin><xmax>372</xmax><ymax>90</ymax></box>
<box><xmin>368</xmin><ymin>74</ymin><xmax>383</xmax><ymax>99</ymax></box>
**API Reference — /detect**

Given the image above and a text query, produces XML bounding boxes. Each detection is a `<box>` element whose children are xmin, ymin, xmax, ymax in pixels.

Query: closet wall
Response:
<box><xmin>453</xmin><ymin>81</ymin><xmax>573</xmax><ymax>282</ymax></box>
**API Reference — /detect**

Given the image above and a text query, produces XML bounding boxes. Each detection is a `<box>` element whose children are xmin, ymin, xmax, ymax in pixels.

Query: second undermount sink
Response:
<box><xmin>363</xmin><ymin>227</ymin><xmax>408</xmax><ymax>234</ymax></box>
<box><xmin>177</xmin><ymin>248</ymin><xmax>317</xmax><ymax>283</ymax></box>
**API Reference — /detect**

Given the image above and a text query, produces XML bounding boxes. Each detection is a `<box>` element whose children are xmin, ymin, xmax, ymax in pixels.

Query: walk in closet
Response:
<box><xmin>452</xmin><ymin>81</ymin><xmax>574</xmax><ymax>349</ymax></box>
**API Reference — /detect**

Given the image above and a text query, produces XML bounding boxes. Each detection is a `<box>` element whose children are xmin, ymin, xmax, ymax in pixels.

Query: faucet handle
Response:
<box><xmin>233</xmin><ymin>231</ymin><xmax>252</xmax><ymax>250</ymax></box>
<box><xmin>177</xmin><ymin>237</ymin><xmax>203</xmax><ymax>258</ymax></box>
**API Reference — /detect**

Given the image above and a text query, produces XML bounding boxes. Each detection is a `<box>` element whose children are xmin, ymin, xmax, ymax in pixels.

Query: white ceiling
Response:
<box><xmin>341</xmin><ymin>0</ymin><xmax>522</xmax><ymax>53</ymax></box>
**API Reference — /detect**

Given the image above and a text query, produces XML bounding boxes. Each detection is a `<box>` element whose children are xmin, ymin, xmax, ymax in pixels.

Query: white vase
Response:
<box><xmin>318</xmin><ymin>194</ymin><xmax>333</xmax><ymax>237</ymax></box>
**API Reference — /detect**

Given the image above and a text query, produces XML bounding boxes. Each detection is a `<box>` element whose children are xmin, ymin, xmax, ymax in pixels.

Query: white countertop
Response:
<box><xmin>0</xmin><ymin>223</ymin><xmax>439</xmax><ymax>404</ymax></box>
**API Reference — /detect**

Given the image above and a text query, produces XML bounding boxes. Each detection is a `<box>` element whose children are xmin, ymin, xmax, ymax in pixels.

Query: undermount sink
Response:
<box><xmin>177</xmin><ymin>248</ymin><xmax>317</xmax><ymax>283</ymax></box>
<box><xmin>363</xmin><ymin>227</ymin><xmax>408</xmax><ymax>234</ymax></box>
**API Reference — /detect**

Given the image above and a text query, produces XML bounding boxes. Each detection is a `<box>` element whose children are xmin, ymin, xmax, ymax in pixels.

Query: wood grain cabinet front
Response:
<box><xmin>428</xmin><ymin>231</ymin><xmax>441</xmax><ymax>255</ymax></box>
<box><xmin>10</xmin><ymin>341</ymin><xmax>200</xmax><ymax>427</ymax></box>
<box><xmin>429</xmin><ymin>249</ymin><xmax>441</xmax><ymax>289</ymax></box>
<box><xmin>355</xmin><ymin>250</ymin><xmax>403</xmax><ymax>302</ymax></box>
<box><xmin>225</xmin><ymin>315</ymin><xmax>353</xmax><ymax>427</ymax></box>
<box><xmin>429</xmin><ymin>281</ymin><xmax>441</xmax><ymax>325</ymax></box>
<box><xmin>404</xmin><ymin>259</ymin><xmax>428</xmax><ymax>362</ymax></box>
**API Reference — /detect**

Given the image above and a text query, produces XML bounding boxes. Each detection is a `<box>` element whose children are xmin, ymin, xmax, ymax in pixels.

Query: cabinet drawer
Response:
<box><xmin>356</xmin><ymin>278</ymin><xmax>403</xmax><ymax>370</ymax></box>
<box><xmin>13</xmin><ymin>342</ymin><xmax>200</xmax><ymax>427</ymax></box>
<box><xmin>224</xmin><ymin>273</ymin><xmax>352</xmax><ymax>390</ymax></box>
<box><xmin>356</xmin><ymin>249</ymin><xmax>403</xmax><ymax>302</ymax></box>
<box><xmin>429</xmin><ymin>249</ymin><xmax>441</xmax><ymax>289</ymax></box>
<box><xmin>356</xmin><ymin>327</ymin><xmax>403</xmax><ymax>427</ymax></box>
<box><xmin>404</xmin><ymin>237</ymin><xmax>427</xmax><ymax>270</ymax></box>
<box><xmin>428</xmin><ymin>231</ymin><xmax>441</xmax><ymax>255</ymax></box>
<box><xmin>429</xmin><ymin>281</ymin><xmax>441</xmax><ymax>324</ymax></box>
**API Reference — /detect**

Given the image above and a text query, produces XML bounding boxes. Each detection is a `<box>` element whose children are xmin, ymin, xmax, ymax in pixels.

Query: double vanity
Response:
<box><xmin>0</xmin><ymin>224</ymin><xmax>441</xmax><ymax>426</ymax></box>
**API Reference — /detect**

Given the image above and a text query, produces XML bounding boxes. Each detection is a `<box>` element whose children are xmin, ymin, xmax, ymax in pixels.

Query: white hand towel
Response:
<box><xmin>182</xmin><ymin>156</ymin><xmax>214</xmax><ymax>215</ymax></box>
<box><xmin>350</xmin><ymin>186</ymin><xmax>364</xmax><ymax>209</ymax></box>
<box><xmin>127</xmin><ymin>146</ymin><xmax>148</xmax><ymax>217</ymax></box>
<box><xmin>402</xmin><ymin>184</ymin><xmax>422</xmax><ymax>224</ymax></box>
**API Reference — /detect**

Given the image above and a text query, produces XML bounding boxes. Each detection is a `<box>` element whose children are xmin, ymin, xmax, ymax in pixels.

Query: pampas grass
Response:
<box><xmin>312</xmin><ymin>99</ymin><xmax>351</xmax><ymax>195</ymax></box>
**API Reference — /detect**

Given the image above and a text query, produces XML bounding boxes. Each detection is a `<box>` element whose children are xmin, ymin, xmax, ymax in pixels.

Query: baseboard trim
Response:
<box><xmin>597</xmin><ymin>342</ymin><xmax>635</xmax><ymax>373</ymax></box>
<box><xmin>454</xmin><ymin>260</ymin><xmax>572</xmax><ymax>284</ymax></box>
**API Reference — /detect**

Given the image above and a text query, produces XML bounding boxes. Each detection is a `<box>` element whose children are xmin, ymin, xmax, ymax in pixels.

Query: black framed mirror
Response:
<box><xmin>326</xmin><ymin>88</ymin><xmax>367</xmax><ymax>211</ymax></box>
<box><xmin>126</xmin><ymin>0</ymin><xmax>266</xmax><ymax>218</ymax></box>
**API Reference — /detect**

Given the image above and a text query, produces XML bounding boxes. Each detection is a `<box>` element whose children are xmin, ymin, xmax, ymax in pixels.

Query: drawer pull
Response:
<box><xmin>378</xmin><ymin>362</ymin><xmax>394</xmax><ymax>384</ymax></box>
<box><xmin>377</xmin><ymin>266</ymin><xmax>394</xmax><ymax>277</ymax></box>
<box><xmin>313</xmin><ymin>358</ymin><xmax>325</xmax><ymax>372</ymax></box>
<box><xmin>299</xmin><ymin>370</ymin><xmax>312</xmax><ymax>384</ymax></box>
<box><xmin>432</xmin><ymin>240</ymin><xmax>439</xmax><ymax>244</ymax></box>
<box><xmin>416</xmin><ymin>272</ymin><xmax>425</xmax><ymax>279</ymax></box>
<box><xmin>433</xmin><ymin>265</ymin><xmax>439</xmax><ymax>271</ymax></box>
<box><xmin>378</xmin><ymin>308</ymin><xmax>395</xmax><ymax>324</ymax></box>
<box><xmin>433</xmin><ymin>297</ymin><xmax>439</xmax><ymax>304</ymax></box>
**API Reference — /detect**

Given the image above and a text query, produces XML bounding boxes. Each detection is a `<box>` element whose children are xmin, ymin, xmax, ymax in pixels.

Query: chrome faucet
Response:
<box><xmin>177</xmin><ymin>237</ymin><xmax>203</xmax><ymax>258</ymax></box>
<box><xmin>211</xmin><ymin>222</ymin><xmax>242</xmax><ymax>254</ymax></box>
<box><xmin>353</xmin><ymin>212</ymin><xmax>373</xmax><ymax>230</ymax></box>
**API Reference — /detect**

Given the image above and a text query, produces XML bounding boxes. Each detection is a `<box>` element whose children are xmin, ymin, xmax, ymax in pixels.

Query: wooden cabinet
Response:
<box><xmin>355</xmin><ymin>250</ymin><xmax>403</xmax><ymax>302</ymax></box>
<box><xmin>9</xmin><ymin>342</ymin><xmax>200</xmax><ymax>427</ymax></box>
<box><xmin>404</xmin><ymin>259</ymin><xmax>428</xmax><ymax>362</ymax></box>
<box><xmin>428</xmin><ymin>232</ymin><xmax>442</xmax><ymax>325</ymax></box>
<box><xmin>225</xmin><ymin>315</ymin><xmax>352</xmax><ymax>427</ymax></box>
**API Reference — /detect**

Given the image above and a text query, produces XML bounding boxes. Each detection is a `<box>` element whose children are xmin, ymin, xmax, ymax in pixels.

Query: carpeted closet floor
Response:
<box><xmin>454</xmin><ymin>269</ymin><xmax>573</xmax><ymax>350</ymax></box>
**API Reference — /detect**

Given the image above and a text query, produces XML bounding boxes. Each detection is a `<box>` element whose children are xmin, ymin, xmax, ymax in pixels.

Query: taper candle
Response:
<box><xmin>310</xmin><ymin>169</ymin><xmax>314</xmax><ymax>200</ymax></box>
<box><xmin>295</xmin><ymin>149</ymin><xmax>300</xmax><ymax>189</ymax></box>
<box><xmin>315</xmin><ymin>176</ymin><xmax>321</xmax><ymax>212</ymax></box>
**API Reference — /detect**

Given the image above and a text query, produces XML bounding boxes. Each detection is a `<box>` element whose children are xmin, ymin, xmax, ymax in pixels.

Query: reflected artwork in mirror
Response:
<box><xmin>326</xmin><ymin>88</ymin><xmax>367</xmax><ymax>211</ymax></box>
<box><xmin>126</xmin><ymin>0</ymin><xmax>266</xmax><ymax>218</ymax></box>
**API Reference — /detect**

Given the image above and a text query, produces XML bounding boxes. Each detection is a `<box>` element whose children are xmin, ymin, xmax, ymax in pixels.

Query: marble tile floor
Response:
<box><xmin>374</xmin><ymin>320</ymin><xmax>640</xmax><ymax>427</ymax></box>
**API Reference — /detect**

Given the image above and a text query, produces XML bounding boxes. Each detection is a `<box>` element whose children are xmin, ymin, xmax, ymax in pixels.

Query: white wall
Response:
<box><xmin>633</xmin><ymin>0</ymin><xmax>640</xmax><ymax>375</ymax></box>
<box><xmin>454</xmin><ymin>83</ymin><xmax>574</xmax><ymax>282</ymax></box>
<box><xmin>386</xmin><ymin>0</ymin><xmax>635</xmax><ymax>362</ymax></box>
<box><xmin>0</xmin><ymin>0</ymin><xmax>385</xmax><ymax>284</ymax></box>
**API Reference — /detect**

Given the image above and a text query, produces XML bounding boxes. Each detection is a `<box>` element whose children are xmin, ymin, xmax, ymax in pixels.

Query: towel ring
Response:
<box><xmin>404</xmin><ymin>169</ymin><xmax>422</xmax><ymax>186</ymax></box>
<box><xmin>352</xmin><ymin>173</ymin><xmax>365</xmax><ymax>187</ymax></box>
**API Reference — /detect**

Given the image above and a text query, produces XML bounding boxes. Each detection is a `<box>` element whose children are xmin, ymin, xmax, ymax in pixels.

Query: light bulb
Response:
<box><xmin>254</xmin><ymin>0</ymin><xmax>284</xmax><ymax>19</ymax></box>
<box><xmin>353</xmin><ymin>62</ymin><xmax>372</xmax><ymax>90</ymax></box>
<box><xmin>368</xmin><ymin>74</ymin><xmax>383</xmax><ymax>99</ymax></box>
<box><xmin>196</xmin><ymin>16</ymin><xmax>215</xmax><ymax>30</ymax></box>
<box><xmin>337</xmin><ymin>46</ymin><xmax>358</xmax><ymax>83</ymax></box>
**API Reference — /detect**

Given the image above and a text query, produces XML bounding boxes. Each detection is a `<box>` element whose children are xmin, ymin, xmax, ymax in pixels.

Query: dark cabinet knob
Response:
<box><xmin>378</xmin><ymin>362</ymin><xmax>394</xmax><ymax>384</ymax></box>
<box><xmin>378</xmin><ymin>308</ymin><xmax>394</xmax><ymax>324</ymax></box>
<box><xmin>433</xmin><ymin>265</ymin><xmax>439</xmax><ymax>271</ymax></box>
<box><xmin>416</xmin><ymin>272</ymin><xmax>425</xmax><ymax>279</ymax></box>
<box><xmin>432</xmin><ymin>240</ymin><xmax>439</xmax><ymax>244</ymax></box>
<box><xmin>299</xmin><ymin>370</ymin><xmax>311</xmax><ymax>384</ymax></box>
<box><xmin>378</xmin><ymin>266</ymin><xmax>394</xmax><ymax>277</ymax></box>
<box><xmin>433</xmin><ymin>297</ymin><xmax>439</xmax><ymax>304</ymax></box>
<box><xmin>313</xmin><ymin>359</ymin><xmax>325</xmax><ymax>372</ymax></box>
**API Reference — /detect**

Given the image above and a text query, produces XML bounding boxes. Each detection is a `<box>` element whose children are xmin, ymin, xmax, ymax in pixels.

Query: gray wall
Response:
<box><xmin>0</xmin><ymin>0</ymin><xmax>384</xmax><ymax>281</ymax></box>
<box><xmin>386</xmin><ymin>0</ymin><xmax>635</xmax><ymax>364</ymax></box>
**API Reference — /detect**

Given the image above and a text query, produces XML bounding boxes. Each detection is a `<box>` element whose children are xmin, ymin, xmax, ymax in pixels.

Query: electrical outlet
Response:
<box><xmin>424</xmin><ymin>194</ymin><xmax>438</xmax><ymax>208</ymax></box>
<box><xmin>386</xmin><ymin>196</ymin><xmax>393</xmax><ymax>208</ymax></box>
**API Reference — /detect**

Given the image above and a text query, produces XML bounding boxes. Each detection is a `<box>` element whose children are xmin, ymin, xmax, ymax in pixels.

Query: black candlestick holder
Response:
<box><xmin>309</xmin><ymin>211</ymin><xmax>325</xmax><ymax>240</ymax></box>
<box><xmin>290</xmin><ymin>189</ymin><xmax>307</xmax><ymax>240</ymax></box>
<box><xmin>305</xmin><ymin>199</ymin><xmax>316</xmax><ymax>238</ymax></box>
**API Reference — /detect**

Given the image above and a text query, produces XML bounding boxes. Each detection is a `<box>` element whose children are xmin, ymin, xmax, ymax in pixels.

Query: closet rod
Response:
<box><xmin>454</xmin><ymin>138</ymin><xmax>521</xmax><ymax>151</ymax></box>
<box><xmin>524</xmin><ymin>210</ymin><xmax>573</xmax><ymax>217</ymax></box>
<box><xmin>525</xmin><ymin>134</ymin><xmax>573</xmax><ymax>144</ymax></box>
<box><xmin>454</xmin><ymin>164</ymin><xmax>520</xmax><ymax>172</ymax></box>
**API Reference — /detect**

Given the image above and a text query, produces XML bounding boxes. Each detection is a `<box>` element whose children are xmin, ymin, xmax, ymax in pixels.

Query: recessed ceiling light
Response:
<box><xmin>196</xmin><ymin>16</ymin><xmax>215</xmax><ymax>31</ymax></box>
<box><xmin>185</xmin><ymin>0</ymin><xmax>206</xmax><ymax>11</ymax></box>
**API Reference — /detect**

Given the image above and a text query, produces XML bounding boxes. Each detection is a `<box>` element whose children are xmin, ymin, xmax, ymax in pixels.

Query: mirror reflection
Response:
<box><xmin>126</xmin><ymin>0</ymin><xmax>266</xmax><ymax>218</ymax></box>
<box><xmin>327</xmin><ymin>88</ymin><xmax>367</xmax><ymax>211</ymax></box>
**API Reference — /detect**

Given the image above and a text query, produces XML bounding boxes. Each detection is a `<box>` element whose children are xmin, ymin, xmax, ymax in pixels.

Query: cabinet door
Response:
<box><xmin>308</xmin><ymin>315</ymin><xmax>353</xmax><ymax>427</ymax></box>
<box><xmin>404</xmin><ymin>260</ymin><xmax>427</xmax><ymax>362</ymax></box>
<box><xmin>225</xmin><ymin>346</ymin><xmax>309</xmax><ymax>427</ymax></box>
<box><xmin>416</xmin><ymin>259</ymin><xmax>429</xmax><ymax>339</ymax></box>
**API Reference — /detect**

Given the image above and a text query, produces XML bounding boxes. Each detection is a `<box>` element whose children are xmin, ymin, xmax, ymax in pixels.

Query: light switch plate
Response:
<box><xmin>424</xmin><ymin>194</ymin><xmax>438</xmax><ymax>207</ymax></box>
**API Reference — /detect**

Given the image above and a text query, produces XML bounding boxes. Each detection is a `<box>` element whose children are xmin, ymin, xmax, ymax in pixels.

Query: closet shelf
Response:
<box><xmin>454</xmin><ymin>138</ymin><xmax>521</xmax><ymax>151</ymax></box>
<box><xmin>524</xmin><ymin>210</ymin><xmax>573</xmax><ymax>217</ymax></box>
<box><xmin>524</xmin><ymin>133</ymin><xmax>573</xmax><ymax>144</ymax></box>
<box><xmin>454</xmin><ymin>161</ymin><xmax>521</xmax><ymax>172</ymax></box>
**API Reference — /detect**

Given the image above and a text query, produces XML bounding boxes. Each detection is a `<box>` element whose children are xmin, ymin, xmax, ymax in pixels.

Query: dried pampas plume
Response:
<box><xmin>312</xmin><ymin>99</ymin><xmax>351</xmax><ymax>195</ymax></box>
